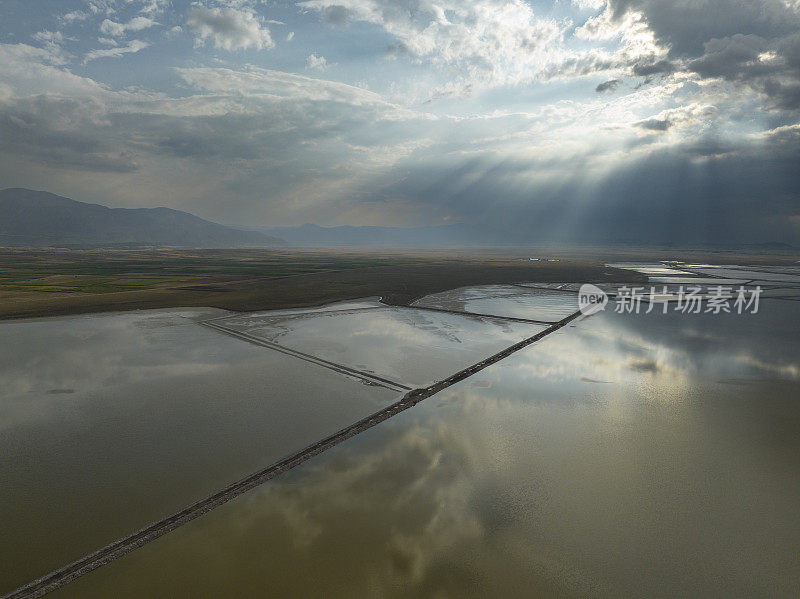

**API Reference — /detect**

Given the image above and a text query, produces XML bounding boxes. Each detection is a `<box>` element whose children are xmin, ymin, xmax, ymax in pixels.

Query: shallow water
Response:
<box><xmin>48</xmin><ymin>298</ymin><xmax>800</xmax><ymax>598</ymax></box>
<box><xmin>607</xmin><ymin>262</ymin><xmax>697</xmax><ymax>276</ymax></box>
<box><xmin>0</xmin><ymin>308</ymin><xmax>399</xmax><ymax>593</ymax></box>
<box><xmin>215</xmin><ymin>305</ymin><xmax>546</xmax><ymax>387</ymax></box>
<box><xmin>646</xmin><ymin>276</ymin><xmax>751</xmax><ymax>285</ymax></box>
<box><xmin>689</xmin><ymin>266</ymin><xmax>800</xmax><ymax>283</ymax></box>
<box><xmin>412</xmin><ymin>284</ymin><xmax>578</xmax><ymax>322</ymax></box>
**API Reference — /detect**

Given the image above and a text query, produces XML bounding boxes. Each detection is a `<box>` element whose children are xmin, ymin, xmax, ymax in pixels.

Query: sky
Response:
<box><xmin>1</xmin><ymin>0</ymin><xmax>800</xmax><ymax>244</ymax></box>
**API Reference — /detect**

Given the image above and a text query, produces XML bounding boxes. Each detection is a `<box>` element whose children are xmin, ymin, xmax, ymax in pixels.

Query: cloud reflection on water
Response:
<box><xmin>58</xmin><ymin>300</ymin><xmax>800</xmax><ymax>598</ymax></box>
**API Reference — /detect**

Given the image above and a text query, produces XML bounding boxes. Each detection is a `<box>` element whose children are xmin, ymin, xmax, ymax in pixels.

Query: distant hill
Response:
<box><xmin>0</xmin><ymin>189</ymin><xmax>285</xmax><ymax>248</ymax></box>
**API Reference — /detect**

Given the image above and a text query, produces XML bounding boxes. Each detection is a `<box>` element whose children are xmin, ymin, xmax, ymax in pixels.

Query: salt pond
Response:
<box><xmin>412</xmin><ymin>284</ymin><xmax>579</xmax><ymax>322</ymax></box>
<box><xmin>0</xmin><ymin>308</ymin><xmax>400</xmax><ymax>593</ymax></box>
<box><xmin>43</xmin><ymin>293</ymin><xmax>800</xmax><ymax>598</ymax></box>
<box><xmin>0</xmin><ymin>294</ymin><xmax>555</xmax><ymax>594</ymax></box>
<box><xmin>4</xmin><ymin>276</ymin><xmax>799</xmax><ymax>598</ymax></box>
<box><xmin>213</xmin><ymin>301</ymin><xmax>547</xmax><ymax>388</ymax></box>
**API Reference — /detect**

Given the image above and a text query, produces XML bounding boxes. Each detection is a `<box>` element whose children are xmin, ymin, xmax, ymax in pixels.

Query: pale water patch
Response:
<box><xmin>646</xmin><ymin>276</ymin><xmax>751</xmax><ymax>285</ymax></box>
<box><xmin>412</xmin><ymin>284</ymin><xmax>578</xmax><ymax>322</ymax></box>
<box><xmin>213</xmin><ymin>305</ymin><xmax>547</xmax><ymax>388</ymax></box>
<box><xmin>688</xmin><ymin>266</ymin><xmax>800</xmax><ymax>283</ymax></box>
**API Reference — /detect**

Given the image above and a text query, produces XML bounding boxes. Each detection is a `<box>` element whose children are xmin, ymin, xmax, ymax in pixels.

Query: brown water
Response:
<box><xmin>0</xmin><ymin>300</ymin><xmax>550</xmax><ymax>595</ymax></box>
<box><xmin>43</xmin><ymin>299</ymin><xmax>800</xmax><ymax>598</ymax></box>
<box><xmin>0</xmin><ymin>308</ymin><xmax>398</xmax><ymax>593</ymax></box>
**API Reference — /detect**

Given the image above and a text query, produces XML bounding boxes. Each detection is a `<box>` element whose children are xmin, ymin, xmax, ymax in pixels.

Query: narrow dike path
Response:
<box><xmin>201</xmin><ymin>320</ymin><xmax>411</xmax><ymax>392</ymax></box>
<box><xmin>3</xmin><ymin>309</ymin><xmax>582</xmax><ymax>599</ymax></box>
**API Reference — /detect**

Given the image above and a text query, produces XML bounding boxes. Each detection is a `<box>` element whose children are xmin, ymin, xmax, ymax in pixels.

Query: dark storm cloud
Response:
<box><xmin>609</xmin><ymin>0</ymin><xmax>798</xmax><ymax>57</ymax></box>
<box><xmin>369</xmin><ymin>125</ymin><xmax>800</xmax><ymax>246</ymax></box>
<box><xmin>763</xmin><ymin>79</ymin><xmax>800</xmax><ymax>111</ymax></box>
<box><xmin>631</xmin><ymin>59</ymin><xmax>675</xmax><ymax>77</ymax></box>
<box><xmin>680</xmin><ymin>137</ymin><xmax>737</xmax><ymax>158</ymax></box>
<box><xmin>608</xmin><ymin>0</ymin><xmax>800</xmax><ymax>110</ymax></box>
<box><xmin>596</xmin><ymin>79</ymin><xmax>621</xmax><ymax>93</ymax></box>
<box><xmin>688</xmin><ymin>34</ymin><xmax>770</xmax><ymax>80</ymax></box>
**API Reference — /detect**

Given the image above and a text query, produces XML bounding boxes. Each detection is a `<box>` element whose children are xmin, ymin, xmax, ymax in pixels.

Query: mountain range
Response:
<box><xmin>3</xmin><ymin>189</ymin><xmax>796</xmax><ymax>250</ymax></box>
<box><xmin>0</xmin><ymin>189</ymin><xmax>285</xmax><ymax>248</ymax></box>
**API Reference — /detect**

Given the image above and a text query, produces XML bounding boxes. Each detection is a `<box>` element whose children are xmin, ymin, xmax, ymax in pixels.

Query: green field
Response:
<box><xmin>0</xmin><ymin>248</ymin><xmax>647</xmax><ymax>320</ymax></box>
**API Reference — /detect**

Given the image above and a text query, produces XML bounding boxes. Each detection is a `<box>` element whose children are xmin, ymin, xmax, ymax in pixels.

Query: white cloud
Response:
<box><xmin>572</xmin><ymin>0</ymin><xmax>606</xmax><ymax>8</ymax></box>
<box><xmin>30</xmin><ymin>31</ymin><xmax>71</xmax><ymax>71</ymax></box>
<box><xmin>84</xmin><ymin>40</ymin><xmax>150</xmax><ymax>63</ymax></box>
<box><xmin>32</xmin><ymin>30</ymin><xmax>66</xmax><ymax>50</ymax></box>
<box><xmin>139</xmin><ymin>0</ymin><xmax>170</xmax><ymax>15</ymax></box>
<box><xmin>100</xmin><ymin>16</ymin><xmax>158</xmax><ymax>37</ymax></box>
<box><xmin>306</xmin><ymin>53</ymin><xmax>329</xmax><ymax>71</ymax></box>
<box><xmin>175</xmin><ymin>66</ymin><xmax>387</xmax><ymax>106</ymax></box>
<box><xmin>634</xmin><ymin>104</ymin><xmax>718</xmax><ymax>134</ymax></box>
<box><xmin>0</xmin><ymin>43</ymin><xmax>437</xmax><ymax>224</ymax></box>
<box><xmin>82</xmin><ymin>0</ymin><xmax>168</xmax><ymax>17</ymax></box>
<box><xmin>299</xmin><ymin>0</ymin><xmax>569</xmax><ymax>88</ymax></box>
<box><xmin>0</xmin><ymin>44</ymin><xmax>105</xmax><ymax>98</ymax></box>
<box><xmin>60</xmin><ymin>11</ymin><xmax>90</xmax><ymax>25</ymax></box>
<box><xmin>187</xmin><ymin>7</ymin><xmax>275</xmax><ymax>51</ymax></box>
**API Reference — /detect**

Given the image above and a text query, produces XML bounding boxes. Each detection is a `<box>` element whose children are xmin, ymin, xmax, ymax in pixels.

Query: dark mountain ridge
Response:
<box><xmin>0</xmin><ymin>189</ymin><xmax>284</xmax><ymax>248</ymax></box>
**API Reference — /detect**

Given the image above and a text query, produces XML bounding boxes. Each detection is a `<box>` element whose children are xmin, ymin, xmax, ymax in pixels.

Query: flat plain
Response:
<box><xmin>0</xmin><ymin>248</ymin><xmax>646</xmax><ymax>320</ymax></box>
